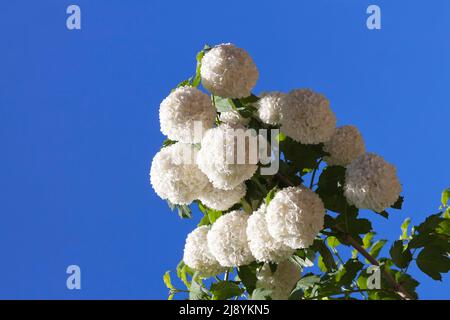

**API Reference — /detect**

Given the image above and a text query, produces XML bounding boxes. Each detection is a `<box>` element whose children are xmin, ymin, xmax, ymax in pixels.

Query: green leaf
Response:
<box><xmin>327</xmin><ymin>236</ymin><xmax>341</xmax><ymax>248</ymax></box>
<box><xmin>391</xmin><ymin>196</ymin><xmax>404</xmax><ymax>210</ymax></box>
<box><xmin>239</xmin><ymin>94</ymin><xmax>260</xmax><ymax>104</ymax></box>
<box><xmin>163</xmin><ymin>271</ymin><xmax>175</xmax><ymax>290</ymax></box>
<box><xmin>357</xmin><ymin>271</ymin><xmax>369</xmax><ymax>290</ymax></box>
<box><xmin>276</xmin><ymin>132</ymin><xmax>287</xmax><ymax>142</ymax></box>
<box><xmin>189</xmin><ymin>278</ymin><xmax>209</xmax><ymax>300</ymax></box>
<box><xmin>290</xmin><ymin>249</ymin><xmax>315</xmax><ymax>268</ymax></box>
<box><xmin>394</xmin><ymin>272</ymin><xmax>419</xmax><ymax>299</ymax></box>
<box><xmin>210</xmin><ymin>281</ymin><xmax>244</xmax><ymax>300</ymax></box>
<box><xmin>441</xmin><ymin>188</ymin><xmax>450</xmax><ymax>207</ymax></box>
<box><xmin>334</xmin><ymin>209</ymin><xmax>372</xmax><ymax>237</ymax></box>
<box><xmin>312</xmin><ymin>240</ymin><xmax>337</xmax><ymax>271</ymax></box>
<box><xmin>191</xmin><ymin>46</ymin><xmax>209</xmax><ymax>87</ymax></box>
<box><xmin>237</xmin><ymin>262</ymin><xmax>261</xmax><ymax>294</ymax></box>
<box><xmin>369</xmin><ymin>240</ymin><xmax>387</xmax><ymax>259</ymax></box>
<box><xmin>389</xmin><ymin>240</ymin><xmax>412</xmax><ymax>268</ymax></box>
<box><xmin>175</xmin><ymin>78</ymin><xmax>192</xmax><ymax>89</ymax></box>
<box><xmin>176</xmin><ymin>261</ymin><xmax>192</xmax><ymax>289</ymax></box>
<box><xmin>214</xmin><ymin>96</ymin><xmax>234</xmax><ymax>112</ymax></box>
<box><xmin>280</xmin><ymin>137</ymin><xmax>326</xmax><ymax>175</ymax></box>
<box><xmin>416</xmin><ymin>213</ymin><xmax>443</xmax><ymax>234</ymax></box>
<box><xmin>265</xmin><ymin>186</ymin><xmax>278</xmax><ymax>206</ymax></box>
<box><xmin>162</xmin><ymin>138</ymin><xmax>177</xmax><ymax>148</ymax></box>
<box><xmin>295</xmin><ymin>273</ymin><xmax>321</xmax><ymax>290</ymax></box>
<box><xmin>268</xmin><ymin>262</ymin><xmax>278</xmax><ymax>274</ymax></box>
<box><xmin>317</xmin><ymin>256</ymin><xmax>328</xmax><ymax>272</ymax></box>
<box><xmin>316</xmin><ymin>166</ymin><xmax>359</xmax><ymax>218</ymax></box>
<box><xmin>167</xmin><ymin>201</ymin><xmax>193</xmax><ymax>219</ymax></box>
<box><xmin>197</xmin><ymin>214</ymin><xmax>211</xmax><ymax>226</ymax></box>
<box><xmin>335</xmin><ymin>259</ymin><xmax>364</xmax><ymax>287</ymax></box>
<box><xmin>416</xmin><ymin>246</ymin><xmax>450</xmax><ymax>281</ymax></box>
<box><xmin>177</xmin><ymin>205</ymin><xmax>192</xmax><ymax>219</ymax></box>
<box><xmin>437</xmin><ymin>218</ymin><xmax>450</xmax><ymax>235</ymax></box>
<box><xmin>400</xmin><ymin>217</ymin><xmax>411</xmax><ymax>240</ymax></box>
<box><xmin>208</xmin><ymin>210</ymin><xmax>223</xmax><ymax>224</ymax></box>
<box><xmin>375</xmin><ymin>210</ymin><xmax>389</xmax><ymax>219</ymax></box>
<box><xmin>362</xmin><ymin>232</ymin><xmax>375</xmax><ymax>249</ymax></box>
<box><xmin>251</xmin><ymin>288</ymin><xmax>272</xmax><ymax>300</ymax></box>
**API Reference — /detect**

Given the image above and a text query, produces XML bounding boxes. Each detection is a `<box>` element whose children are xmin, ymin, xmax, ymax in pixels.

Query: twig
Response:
<box><xmin>334</xmin><ymin>228</ymin><xmax>414</xmax><ymax>300</ymax></box>
<box><xmin>309</xmin><ymin>159</ymin><xmax>322</xmax><ymax>189</ymax></box>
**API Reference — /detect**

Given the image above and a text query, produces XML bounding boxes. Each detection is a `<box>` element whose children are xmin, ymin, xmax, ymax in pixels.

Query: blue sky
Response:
<box><xmin>0</xmin><ymin>0</ymin><xmax>448</xmax><ymax>299</ymax></box>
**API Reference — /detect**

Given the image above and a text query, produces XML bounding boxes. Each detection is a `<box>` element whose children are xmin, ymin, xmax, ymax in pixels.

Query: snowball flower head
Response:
<box><xmin>198</xmin><ymin>182</ymin><xmax>246</xmax><ymax>211</ymax></box>
<box><xmin>281</xmin><ymin>89</ymin><xmax>336</xmax><ymax>144</ymax></box>
<box><xmin>324</xmin><ymin>125</ymin><xmax>365</xmax><ymax>166</ymax></box>
<box><xmin>266</xmin><ymin>186</ymin><xmax>325</xmax><ymax>249</ymax></box>
<box><xmin>219</xmin><ymin>110</ymin><xmax>250</xmax><ymax>126</ymax></box>
<box><xmin>159</xmin><ymin>86</ymin><xmax>216</xmax><ymax>143</ymax></box>
<box><xmin>256</xmin><ymin>260</ymin><xmax>301</xmax><ymax>300</ymax></box>
<box><xmin>207</xmin><ymin>211</ymin><xmax>254</xmax><ymax>267</ymax></box>
<box><xmin>150</xmin><ymin>142</ymin><xmax>209</xmax><ymax>205</ymax></box>
<box><xmin>256</xmin><ymin>92</ymin><xmax>286</xmax><ymax>125</ymax></box>
<box><xmin>246</xmin><ymin>203</ymin><xmax>294</xmax><ymax>263</ymax></box>
<box><xmin>200</xmin><ymin>43</ymin><xmax>259</xmax><ymax>98</ymax></box>
<box><xmin>183</xmin><ymin>226</ymin><xmax>224</xmax><ymax>277</ymax></box>
<box><xmin>197</xmin><ymin>124</ymin><xmax>259</xmax><ymax>190</ymax></box>
<box><xmin>344</xmin><ymin>153</ymin><xmax>402</xmax><ymax>212</ymax></box>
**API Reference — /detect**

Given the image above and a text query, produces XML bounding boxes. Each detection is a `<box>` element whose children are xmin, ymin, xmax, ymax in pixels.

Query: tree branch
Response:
<box><xmin>334</xmin><ymin>229</ymin><xmax>414</xmax><ymax>300</ymax></box>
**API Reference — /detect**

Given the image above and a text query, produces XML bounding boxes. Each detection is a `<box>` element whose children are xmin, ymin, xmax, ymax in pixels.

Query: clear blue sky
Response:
<box><xmin>0</xmin><ymin>0</ymin><xmax>448</xmax><ymax>299</ymax></box>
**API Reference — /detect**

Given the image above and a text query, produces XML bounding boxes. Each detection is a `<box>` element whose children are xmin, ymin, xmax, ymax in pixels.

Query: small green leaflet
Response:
<box><xmin>210</xmin><ymin>281</ymin><xmax>244</xmax><ymax>300</ymax></box>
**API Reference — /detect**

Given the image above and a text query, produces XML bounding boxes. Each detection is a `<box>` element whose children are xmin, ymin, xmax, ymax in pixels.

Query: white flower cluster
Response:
<box><xmin>266</xmin><ymin>186</ymin><xmax>326</xmax><ymax>249</ymax></box>
<box><xmin>256</xmin><ymin>260</ymin><xmax>301</xmax><ymax>300</ymax></box>
<box><xmin>207</xmin><ymin>211</ymin><xmax>254</xmax><ymax>267</ymax></box>
<box><xmin>200</xmin><ymin>43</ymin><xmax>259</xmax><ymax>98</ymax></box>
<box><xmin>246</xmin><ymin>204</ymin><xmax>294</xmax><ymax>263</ymax></box>
<box><xmin>149</xmin><ymin>143</ymin><xmax>209</xmax><ymax>205</ymax></box>
<box><xmin>281</xmin><ymin>89</ymin><xmax>336</xmax><ymax>144</ymax></box>
<box><xmin>324</xmin><ymin>125</ymin><xmax>365</xmax><ymax>166</ymax></box>
<box><xmin>255</xmin><ymin>92</ymin><xmax>285</xmax><ymax>125</ymax></box>
<box><xmin>344</xmin><ymin>153</ymin><xmax>402</xmax><ymax>212</ymax></box>
<box><xmin>183</xmin><ymin>226</ymin><xmax>224</xmax><ymax>277</ymax></box>
<box><xmin>159</xmin><ymin>86</ymin><xmax>215</xmax><ymax>143</ymax></box>
<box><xmin>198</xmin><ymin>182</ymin><xmax>246</xmax><ymax>211</ymax></box>
<box><xmin>197</xmin><ymin>124</ymin><xmax>258</xmax><ymax>190</ymax></box>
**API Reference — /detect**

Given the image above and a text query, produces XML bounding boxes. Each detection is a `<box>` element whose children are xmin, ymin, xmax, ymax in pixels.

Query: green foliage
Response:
<box><xmin>166</xmin><ymin>201</ymin><xmax>192</xmax><ymax>219</ymax></box>
<box><xmin>210</xmin><ymin>281</ymin><xmax>244</xmax><ymax>300</ymax></box>
<box><xmin>389</xmin><ymin>240</ymin><xmax>412</xmax><ymax>268</ymax></box>
<box><xmin>237</xmin><ymin>262</ymin><xmax>261</xmax><ymax>295</ymax></box>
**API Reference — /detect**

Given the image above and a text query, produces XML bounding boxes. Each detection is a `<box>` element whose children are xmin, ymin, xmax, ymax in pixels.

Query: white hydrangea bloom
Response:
<box><xmin>344</xmin><ymin>153</ymin><xmax>402</xmax><ymax>212</ymax></box>
<box><xmin>198</xmin><ymin>182</ymin><xmax>246</xmax><ymax>211</ymax></box>
<box><xmin>200</xmin><ymin>43</ymin><xmax>259</xmax><ymax>98</ymax></box>
<box><xmin>159</xmin><ymin>86</ymin><xmax>216</xmax><ymax>143</ymax></box>
<box><xmin>219</xmin><ymin>110</ymin><xmax>250</xmax><ymax>126</ymax></box>
<box><xmin>183</xmin><ymin>226</ymin><xmax>224</xmax><ymax>277</ymax></box>
<box><xmin>280</xmin><ymin>89</ymin><xmax>336</xmax><ymax>144</ymax></box>
<box><xmin>256</xmin><ymin>260</ymin><xmax>301</xmax><ymax>300</ymax></box>
<box><xmin>197</xmin><ymin>124</ymin><xmax>258</xmax><ymax>190</ymax></box>
<box><xmin>266</xmin><ymin>186</ymin><xmax>325</xmax><ymax>249</ymax></box>
<box><xmin>324</xmin><ymin>125</ymin><xmax>365</xmax><ymax>166</ymax></box>
<box><xmin>256</xmin><ymin>92</ymin><xmax>286</xmax><ymax>125</ymax></box>
<box><xmin>207</xmin><ymin>211</ymin><xmax>254</xmax><ymax>267</ymax></box>
<box><xmin>246</xmin><ymin>204</ymin><xmax>294</xmax><ymax>263</ymax></box>
<box><xmin>150</xmin><ymin>142</ymin><xmax>209</xmax><ymax>205</ymax></box>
